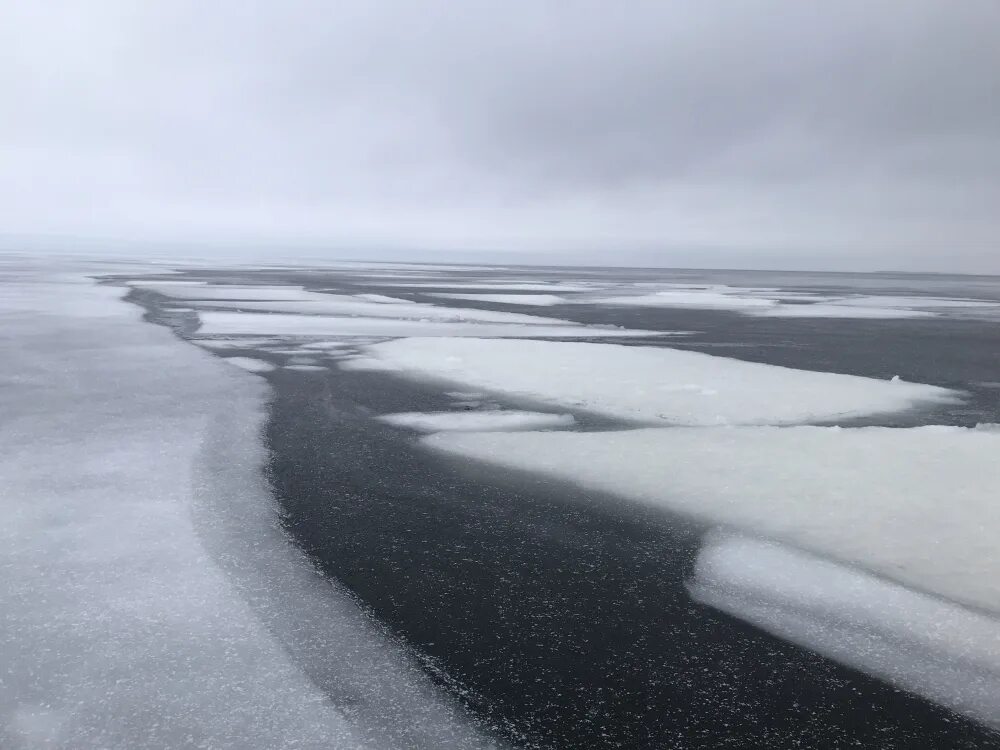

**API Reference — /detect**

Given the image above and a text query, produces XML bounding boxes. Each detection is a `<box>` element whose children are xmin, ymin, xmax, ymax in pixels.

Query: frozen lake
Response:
<box><xmin>5</xmin><ymin>258</ymin><xmax>1000</xmax><ymax>748</ymax></box>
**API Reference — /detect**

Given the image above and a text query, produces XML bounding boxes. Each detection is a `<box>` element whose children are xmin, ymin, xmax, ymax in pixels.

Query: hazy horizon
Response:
<box><xmin>3</xmin><ymin>2</ymin><xmax>998</xmax><ymax>272</ymax></box>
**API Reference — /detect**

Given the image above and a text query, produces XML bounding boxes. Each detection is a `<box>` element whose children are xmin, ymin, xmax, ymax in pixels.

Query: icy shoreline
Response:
<box><xmin>0</xmin><ymin>263</ymin><xmax>494</xmax><ymax>749</ymax></box>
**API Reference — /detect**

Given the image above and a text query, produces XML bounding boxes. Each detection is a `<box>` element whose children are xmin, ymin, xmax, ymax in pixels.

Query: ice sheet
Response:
<box><xmin>830</xmin><ymin>295</ymin><xmax>1000</xmax><ymax>309</ymax></box>
<box><xmin>362</xmin><ymin>338</ymin><xmax>955</xmax><ymax>425</ymax></box>
<box><xmin>197</xmin><ymin>313</ymin><xmax>662</xmax><ymax>339</ymax></box>
<box><xmin>590</xmin><ymin>291</ymin><xmax>778</xmax><ymax>310</ymax></box>
<box><xmin>224</xmin><ymin>356</ymin><xmax>276</xmax><ymax>372</ymax></box>
<box><xmin>377</xmin><ymin>411</ymin><xmax>576</xmax><ymax>432</ymax></box>
<box><xmin>130</xmin><ymin>282</ymin><xmax>315</xmax><ymax>300</ymax></box>
<box><xmin>363</xmin><ymin>282</ymin><xmax>592</xmax><ymax>291</ymax></box>
<box><xmin>428</xmin><ymin>293</ymin><xmax>569</xmax><ymax>306</ymax></box>
<box><xmin>0</xmin><ymin>264</ymin><xmax>494</xmax><ymax>749</ymax></box>
<box><xmin>689</xmin><ymin>532</ymin><xmax>1000</xmax><ymax>726</ymax></box>
<box><xmin>192</xmin><ymin>297</ymin><xmax>573</xmax><ymax>325</ymax></box>
<box><xmin>353</xmin><ymin>293</ymin><xmax>413</xmax><ymax>304</ymax></box>
<box><xmin>421</xmin><ymin>425</ymin><xmax>1000</xmax><ymax>613</ymax></box>
<box><xmin>751</xmin><ymin>304</ymin><xmax>936</xmax><ymax>319</ymax></box>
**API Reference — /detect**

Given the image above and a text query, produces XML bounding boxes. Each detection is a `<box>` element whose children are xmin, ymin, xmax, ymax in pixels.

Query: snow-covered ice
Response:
<box><xmin>224</xmin><ymin>356</ymin><xmax>276</xmax><ymax>373</ymax></box>
<box><xmin>353</xmin><ymin>293</ymin><xmax>414</xmax><ymax>304</ymax></box>
<box><xmin>129</xmin><ymin>282</ymin><xmax>316</xmax><ymax>300</ymax></box>
<box><xmin>338</xmin><ymin>356</ymin><xmax>406</xmax><ymax>372</ymax></box>
<box><xmin>197</xmin><ymin>312</ymin><xmax>662</xmax><ymax>339</ymax></box>
<box><xmin>363</xmin><ymin>282</ymin><xmax>592</xmax><ymax>291</ymax></box>
<box><xmin>689</xmin><ymin>532</ymin><xmax>1000</xmax><ymax>726</ymax></box>
<box><xmin>428</xmin><ymin>293</ymin><xmax>569</xmax><ymax>306</ymax></box>
<box><xmin>192</xmin><ymin>297</ymin><xmax>574</xmax><ymax>325</ymax></box>
<box><xmin>750</xmin><ymin>303</ymin><xmax>935</xmax><ymax>319</ymax></box>
<box><xmin>377</xmin><ymin>411</ymin><xmax>576</xmax><ymax>432</ymax></box>
<box><xmin>0</xmin><ymin>264</ymin><xmax>494</xmax><ymax>749</ymax></box>
<box><xmin>589</xmin><ymin>290</ymin><xmax>778</xmax><ymax>310</ymax></box>
<box><xmin>421</xmin><ymin>425</ymin><xmax>1000</xmax><ymax>613</ymax></box>
<box><xmin>361</xmin><ymin>338</ymin><xmax>955</xmax><ymax>425</ymax></box>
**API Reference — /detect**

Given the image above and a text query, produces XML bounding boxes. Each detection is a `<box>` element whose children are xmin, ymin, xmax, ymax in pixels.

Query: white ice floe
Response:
<box><xmin>353</xmin><ymin>293</ymin><xmax>414</xmax><ymax>304</ymax></box>
<box><xmin>830</xmin><ymin>295</ymin><xmax>1000</xmax><ymax>309</ymax></box>
<box><xmin>338</xmin><ymin>356</ymin><xmax>406</xmax><ymax>372</ymax></box>
<box><xmin>362</xmin><ymin>338</ymin><xmax>955</xmax><ymax>425</ymax></box>
<box><xmin>224</xmin><ymin>356</ymin><xmax>276</xmax><ymax>373</ymax></box>
<box><xmin>377</xmin><ymin>411</ymin><xmax>576</xmax><ymax>432</ymax></box>
<box><xmin>689</xmin><ymin>532</ymin><xmax>1000</xmax><ymax>727</ymax></box>
<box><xmin>192</xmin><ymin>297</ymin><xmax>572</xmax><ymax>325</ymax></box>
<box><xmin>197</xmin><ymin>312</ymin><xmax>661</xmax><ymax>339</ymax></box>
<box><xmin>301</xmin><ymin>340</ymin><xmax>354</xmax><ymax>350</ymax></box>
<box><xmin>0</xmin><ymin>263</ymin><xmax>493</xmax><ymax>749</ymax></box>
<box><xmin>364</xmin><ymin>282</ymin><xmax>592</xmax><ymax>291</ymax></box>
<box><xmin>749</xmin><ymin>304</ymin><xmax>935</xmax><ymax>319</ymax></box>
<box><xmin>589</xmin><ymin>290</ymin><xmax>778</xmax><ymax>310</ymax></box>
<box><xmin>193</xmin><ymin>337</ymin><xmax>277</xmax><ymax>349</ymax></box>
<box><xmin>283</xmin><ymin>364</ymin><xmax>328</xmax><ymax>372</ymax></box>
<box><xmin>428</xmin><ymin>293</ymin><xmax>569</xmax><ymax>306</ymax></box>
<box><xmin>129</xmin><ymin>282</ymin><xmax>315</xmax><ymax>300</ymax></box>
<box><xmin>421</xmin><ymin>425</ymin><xmax>1000</xmax><ymax>614</ymax></box>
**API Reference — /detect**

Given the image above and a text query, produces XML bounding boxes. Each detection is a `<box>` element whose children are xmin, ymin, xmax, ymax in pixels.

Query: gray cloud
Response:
<box><xmin>2</xmin><ymin>1</ymin><xmax>998</xmax><ymax>270</ymax></box>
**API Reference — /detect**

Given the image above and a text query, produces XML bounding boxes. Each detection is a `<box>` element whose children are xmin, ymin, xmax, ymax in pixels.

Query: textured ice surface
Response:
<box><xmin>750</xmin><ymin>304</ymin><xmax>935</xmax><ymax>319</ymax></box>
<box><xmin>194</xmin><ymin>337</ymin><xmax>278</xmax><ymax>349</ymax></box>
<box><xmin>363</xmin><ymin>282</ymin><xmax>592</xmax><ymax>291</ymax></box>
<box><xmin>224</xmin><ymin>356</ymin><xmax>276</xmax><ymax>373</ymax></box>
<box><xmin>421</xmin><ymin>425</ymin><xmax>1000</xmax><ymax>613</ymax></box>
<box><xmin>830</xmin><ymin>295</ymin><xmax>1000</xmax><ymax>309</ymax></box>
<box><xmin>197</xmin><ymin>312</ymin><xmax>661</xmax><ymax>339</ymax></box>
<box><xmin>428</xmin><ymin>293</ymin><xmax>569</xmax><ymax>306</ymax></box>
<box><xmin>363</xmin><ymin>338</ymin><xmax>955</xmax><ymax>425</ymax></box>
<box><xmin>339</xmin><ymin>356</ymin><xmax>406</xmax><ymax>372</ymax></box>
<box><xmin>591</xmin><ymin>290</ymin><xmax>778</xmax><ymax>310</ymax></box>
<box><xmin>192</xmin><ymin>296</ymin><xmax>573</xmax><ymax>325</ymax></box>
<box><xmin>354</xmin><ymin>293</ymin><xmax>413</xmax><ymax>304</ymax></box>
<box><xmin>0</xmin><ymin>264</ymin><xmax>495</xmax><ymax>749</ymax></box>
<box><xmin>284</xmin><ymin>364</ymin><xmax>328</xmax><ymax>371</ymax></box>
<box><xmin>130</xmin><ymin>282</ymin><xmax>315</xmax><ymax>300</ymax></box>
<box><xmin>378</xmin><ymin>411</ymin><xmax>576</xmax><ymax>432</ymax></box>
<box><xmin>689</xmin><ymin>532</ymin><xmax>1000</xmax><ymax>726</ymax></box>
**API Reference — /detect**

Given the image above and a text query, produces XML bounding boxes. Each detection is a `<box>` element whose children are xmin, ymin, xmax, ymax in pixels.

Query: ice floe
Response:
<box><xmin>129</xmin><ymin>282</ymin><xmax>315</xmax><ymax>300</ymax></box>
<box><xmin>191</xmin><ymin>296</ymin><xmax>573</xmax><ymax>325</ymax></box>
<box><xmin>224</xmin><ymin>356</ymin><xmax>276</xmax><ymax>373</ymax></box>
<box><xmin>689</xmin><ymin>532</ymin><xmax>1000</xmax><ymax>726</ymax></box>
<box><xmin>420</xmin><ymin>425</ymin><xmax>1000</xmax><ymax>613</ymax></box>
<box><xmin>750</xmin><ymin>304</ymin><xmax>935</xmax><ymax>319</ymax></box>
<box><xmin>588</xmin><ymin>290</ymin><xmax>778</xmax><ymax>310</ymax></box>
<box><xmin>377</xmin><ymin>411</ymin><xmax>576</xmax><ymax>432</ymax></box>
<box><xmin>363</xmin><ymin>282</ymin><xmax>592</xmax><ymax>291</ymax></box>
<box><xmin>197</xmin><ymin>312</ymin><xmax>662</xmax><ymax>339</ymax></box>
<box><xmin>361</xmin><ymin>338</ymin><xmax>955</xmax><ymax>425</ymax></box>
<box><xmin>428</xmin><ymin>293</ymin><xmax>569</xmax><ymax>306</ymax></box>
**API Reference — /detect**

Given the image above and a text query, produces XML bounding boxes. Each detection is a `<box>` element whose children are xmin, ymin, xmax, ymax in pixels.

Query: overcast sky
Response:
<box><xmin>2</xmin><ymin>2</ymin><xmax>998</xmax><ymax>271</ymax></box>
